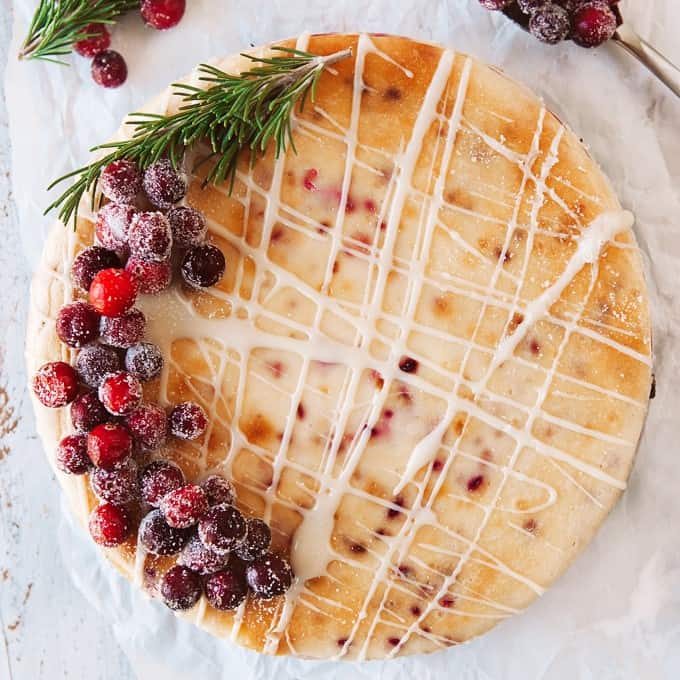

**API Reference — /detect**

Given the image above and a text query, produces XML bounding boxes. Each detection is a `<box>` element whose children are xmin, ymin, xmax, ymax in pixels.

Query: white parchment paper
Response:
<box><xmin>6</xmin><ymin>1</ymin><xmax>680</xmax><ymax>678</ymax></box>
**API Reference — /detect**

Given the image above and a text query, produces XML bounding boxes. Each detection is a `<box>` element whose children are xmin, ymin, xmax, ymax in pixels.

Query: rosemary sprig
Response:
<box><xmin>19</xmin><ymin>0</ymin><xmax>138</xmax><ymax>63</ymax></box>
<box><xmin>46</xmin><ymin>47</ymin><xmax>352</xmax><ymax>227</ymax></box>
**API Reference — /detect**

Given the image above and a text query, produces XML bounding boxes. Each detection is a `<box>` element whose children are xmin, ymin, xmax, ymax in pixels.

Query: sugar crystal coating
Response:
<box><xmin>204</xmin><ymin>567</ymin><xmax>248</xmax><ymax>610</ymax></box>
<box><xmin>95</xmin><ymin>204</ymin><xmax>136</xmax><ymax>251</ymax></box>
<box><xmin>56</xmin><ymin>434</ymin><xmax>91</xmax><ymax>475</ymax></box>
<box><xmin>201</xmin><ymin>475</ymin><xmax>236</xmax><ymax>506</ymax></box>
<box><xmin>98</xmin><ymin>371</ymin><xmax>143</xmax><ymax>416</ymax></box>
<box><xmin>160</xmin><ymin>565</ymin><xmax>202</xmax><ymax>611</ymax></box>
<box><xmin>139</xmin><ymin>509</ymin><xmax>190</xmax><ymax>556</ymax></box>
<box><xmin>125</xmin><ymin>342</ymin><xmax>164</xmax><ymax>382</ymax></box>
<box><xmin>245</xmin><ymin>552</ymin><xmax>293</xmax><ymax>599</ymax></box>
<box><xmin>235</xmin><ymin>518</ymin><xmax>272</xmax><ymax>562</ymax></box>
<box><xmin>178</xmin><ymin>535</ymin><xmax>230</xmax><ymax>576</ymax></box>
<box><xmin>198</xmin><ymin>504</ymin><xmax>246</xmax><ymax>555</ymax></box>
<box><xmin>71</xmin><ymin>391</ymin><xmax>109</xmax><ymax>433</ymax></box>
<box><xmin>91</xmin><ymin>458</ymin><xmax>139</xmax><ymax>504</ymax></box>
<box><xmin>125</xmin><ymin>257</ymin><xmax>172</xmax><ymax>294</ymax></box>
<box><xmin>89</xmin><ymin>503</ymin><xmax>131</xmax><ymax>546</ymax></box>
<box><xmin>32</xmin><ymin>361</ymin><xmax>79</xmax><ymax>408</ymax></box>
<box><xmin>142</xmin><ymin>159</ymin><xmax>186</xmax><ymax>209</ymax></box>
<box><xmin>56</xmin><ymin>301</ymin><xmax>101</xmax><ymax>348</ymax></box>
<box><xmin>128</xmin><ymin>211</ymin><xmax>173</xmax><ymax>262</ymax></box>
<box><xmin>167</xmin><ymin>206</ymin><xmax>207</xmax><ymax>248</ymax></box>
<box><xmin>169</xmin><ymin>402</ymin><xmax>208</xmax><ymax>440</ymax></box>
<box><xmin>100</xmin><ymin>159</ymin><xmax>142</xmax><ymax>204</ymax></box>
<box><xmin>126</xmin><ymin>403</ymin><xmax>167</xmax><ymax>450</ymax></box>
<box><xmin>76</xmin><ymin>344</ymin><xmax>121</xmax><ymax>389</ymax></box>
<box><xmin>140</xmin><ymin>460</ymin><xmax>185</xmax><ymax>506</ymax></box>
<box><xmin>160</xmin><ymin>484</ymin><xmax>209</xmax><ymax>529</ymax></box>
<box><xmin>100</xmin><ymin>308</ymin><xmax>146</xmax><ymax>348</ymax></box>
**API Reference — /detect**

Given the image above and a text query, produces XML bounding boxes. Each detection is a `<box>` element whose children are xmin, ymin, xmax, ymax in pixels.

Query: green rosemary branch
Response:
<box><xmin>46</xmin><ymin>46</ymin><xmax>352</xmax><ymax>227</ymax></box>
<box><xmin>19</xmin><ymin>0</ymin><xmax>138</xmax><ymax>63</ymax></box>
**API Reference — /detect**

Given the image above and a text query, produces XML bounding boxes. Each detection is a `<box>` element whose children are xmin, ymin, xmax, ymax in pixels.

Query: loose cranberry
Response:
<box><xmin>128</xmin><ymin>212</ymin><xmax>173</xmax><ymax>262</ymax></box>
<box><xmin>398</xmin><ymin>356</ymin><xmax>418</xmax><ymax>373</ymax></box>
<box><xmin>100</xmin><ymin>308</ymin><xmax>146</xmax><ymax>348</ymax></box>
<box><xmin>71</xmin><ymin>391</ymin><xmax>109</xmax><ymax>432</ymax></box>
<box><xmin>198</xmin><ymin>504</ymin><xmax>246</xmax><ymax>555</ymax></box>
<box><xmin>91</xmin><ymin>49</ymin><xmax>127</xmax><ymax>88</ymax></box>
<box><xmin>56</xmin><ymin>301</ymin><xmax>101</xmax><ymax>348</ymax></box>
<box><xmin>139</xmin><ymin>509</ymin><xmax>191</xmax><ymax>556</ymax></box>
<box><xmin>87</xmin><ymin>422</ymin><xmax>132</xmax><ymax>469</ymax></box>
<box><xmin>124</xmin><ymin>342</ymin><xmax>164</xmax><ymax>382</ymax></box>
<box><xmin>529</xmin><ymin>4</ymin><xmax>570</xmax><ymax>43</ymax></box>
<box><xmin>91</xmin><ymin>458</ymin><xmax>139</xmax><ymax>504</ymax></box>
<box><xmin>89</xmin><ymin>268</ymin><xmax>138</xmax><ymax>317</ymax></box>
<box><xmin>478</xmin><ymin>0</ymin><xmax>512</xmax><ymax>8</ymax></box>
<box><xmin>166</xmin><ymin>206</ymin><xmax>207</xmax><ymax>248</ymax></box>
<box><xmin>95</xmin><ymin>203</ymin><xmax>136</xmax><ymax>251</ymax></box>
<box><xmin>140</xmin><ymin>0</ymin><xmax>186</xmax><ymax>30</ymax></box>
<box><xmin>178</xmin><ymin>535</ymin><xmax>230</xmax><ymax>575</ymax></box>
<box><xmin>572</xmin><ymin>2</ymin><xmax>617</xmax><ymax>48</ymax></box>
<box><xmin>204</xmin><ymin>567</ymin><xmax>248</xmax><ymax>610</ymax></box>
<box><xmin>201</xmin><ymin>475</ymin><xmax>235</xmax><ymax>506</ymax></box>
<box><xmin>71</xmin><ymin>246</ymin><xmax>120</xmax><ymax>292</ymax></box>
<box><xmin>100</xmin><ymin>159</ymin><xmax>142</xmax><ymax>204</ymax></box>
<box><xmin>73</xmin><ymin>23</ymin><xmax>111</xmax><ymax>58</ymax></box>
<box><xmin>32</xmin><ymin>361</ymin><xmax>79</xmax><ymax>408</ymax></box>
<box><xmin>160</xmin><ymin>484</ymin><xmax>209</xmax><ymax>529</ymax></box>
<box><xmin>245</xmin><ymin>552</ymin><xmax>293</xmax><ymax>599</ymax></box>
<box><xmin>160</xmin><ymin>565</ymin><xmax>202</xmax><ymax>611</ymax></box>
<box><xmin>89</xmin><ymin>503</ymin><xmax>131</xmax><ymax>547</ymax></box>
<box><xmin>169</xmin><ymin>402</ymin><xmax>207</xmax><ymax>440</ymax></box>
<box><xmin>99</xmin><ymin>371</ymin><xmax>143</xmax><ymax>416</ymax></box>
<box><xmin>235</xmin><ymin>518</ymin><xmax>271</xmax><ymax>562</ymax></box>
<box><xmin>140</xmin><ymin>460</ymin><xmax>185</xmax><ymax>506</ymax></box>
<box><xmin>125</xmin><ymin>257</ymin><xmax>172</xmax><ymax>295</ymax></box>
<box><xmin>56</xmin><ymin>434</ymin><xmax>91</xmax><ymax>475</ymax></box>
<box><xmin>126</xmin><ymin>403</ymin><xmax>167</xmax><ymax>450</ymax></box>
<box><xmin>180</xmin><ymin>244</ymin><xmax>225</xmax><ymax>288</ymax></box>
<box><xmin>142</xmin><ymin>159</ymin><xmax>186</xmax><ymax>209</ymax></box>
<box><xmin>75</xmin><ymin>344</ymin><xmax>121</xmax><ymax>388</ymax></box>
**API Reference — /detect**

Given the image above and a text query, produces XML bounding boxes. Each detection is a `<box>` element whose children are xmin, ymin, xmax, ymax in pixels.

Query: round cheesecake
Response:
<box><xmin>26</xmin><ymin>33</ymin><xmax>653</xmax><ymax>660</ymax></box>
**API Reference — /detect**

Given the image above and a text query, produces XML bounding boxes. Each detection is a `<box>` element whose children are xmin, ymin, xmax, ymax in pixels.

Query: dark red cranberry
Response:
<box><xmin>180</xmin><ymin>244</ymin><xmax>225</xmax><ymax>288</ymax></box>
<box><xmin>198</xmin><ymin>504</ymin><xmax>246</xmax><ymax>555</ymax></box>
<box><xmin>91</xmin><ymin>49</ymin><xmax>127</xmax><ymax>88</ymax></box>
<box><xmin>91</xmin><ymin>458</ymin><xmax>139</xmax><ymax>504</ymax></box>
<box><xmin>398</xmin><ymin>356</ymin><xmax>418</xmax><ymax>373</ymax></box>
<box><xmin>245</xmin><ymin>552</ymin><xmax>293</xmax><ymax>599</ymax></box>
<box><xmin>100</xmin><ymin>159</ymin><xmax>142</xmax><ymax>204</ymax></box>
<box><xmin>467</xmin><ymin>475</ymin><xmax>484</xmax><ymax>492</ymax></box>
<box><xmin>89</xmin><ymin>268</ymin><xmax>138</xmax><ymax>317</ymax></box>
<box><xmin>478</xmin><ymin>0</ymin><xmax>512</xmax><ymax>8</ymax></box>
<box><xmin>529</xmin><ymin>4</ymin><xmax>570</xmax><ymax>43</ymax></box>
<box><xmin>140</xmin><ymin>460</ymin><xmax>185</xmax><ymax>506</ymax></box>
<box><xmin>178</xmin><ymin>535</ymin><xmax>230</xmax><ymax>575</ymax></box>
<box><xmin>235</xmin><ymin>518</ymin><xmax>271</xmax><ymax>562</ymax></box>
<box><xmin>76</xmin><ymin>344</ymin><xmax>121</xmax><ymax>389</ymax></box>
<box><xmin>125</xmin><ymin>342</ymin><xmax>164</xmax><ymax>382</ymax></box>
<box><xmin>204</xmin><ymin>567</ymin><xmax>248</xmax><ymax>610</ymax></box>
<box><xmin>201</xmin><ymin>475</ymin><xmax>235</xmax><ymax>506</ymax></box>
<box><xmin>126</xmin><ymin>403</ymin><xmax>167</xmax><ymax>450</ymax></box>
<box><xmin>140</xmin><ymin>0</ymin><xmax>186</xmax><ymax>30</ymax></box>
<box><xmin>71</xmin><ymin>246</ymin><xmax>120</xmax><ymax>292</ymax></box>
<box><xmin>87</xmin><ymin>422</ymin><xmax>132</xmax><ymax>469</ymax></box>
<box><xmin>71</xmin><ymin>391</ymin><xmax>108</xmax><ymax>432</ymax></box>
<box><xmin>160</xmin><ymin>565</ymin><xmax>202</xmax><ymax>611</ymax></box>
<box><xmin>100</xmin><ymin>308</ymin><xmax>146</xmax><ymax>348</ymax></box>
<box><xmin>73</xmin><ymin>23</ymin><xmax>111</xmax><ymax>58</ymax></box>
<box><xmin>99</xmin><ymin>371</ymin><xmax>143</xmax><ymax>416</ymax></box>
<box><xmin>168</xmin><ymin>402</ymin><xmax>208</xmax><ymax>440</ymax></box>
<box><xmin>572</xmin><ymin>2</ymin><xmax>617</xmax><ymax>47</ymax></box>
<box><xmin>89</xmin><ymin>503</ymin><xmax>131</xmax><ymax>547</ymax></box>
<box><xmin>166</xmin><ymin>206</ymin><xmax>207</xmax><ymax>248</ymax></box>
<box><xmin>56</xmin><ymin>301</ymin><xmax>101</xmax><ymax>348</ymax></box>
<box><xmin>95</xmin><ymin>204</ymin><xmax>136</xmax><ymax>251</ymax></box>
<box><xmin>139</xmin><ymin>509</ymin><xmax>190</xmax><ymax>555</ymax></box>
<box><xmin>128</xmin><ymin>212</ymin><xmax>173</xmax><ymax>262</ymax></box>
<box><xmin>125</xmin><ymin>257</ymin><xmax>172</xmax><ymax>295</ymax></box>
<box><xmin>32</xmin><ymin>361</ymin><xmax>79</xmax><ymax>408</ymax></box>
<box><xmin>142</xmin><ymin>159</ymin><xmax>186</xmax><ymax>209</ymax></box>
<box><xmin>160</xmin><ymin>484</ymin><xmax>209</xmax><ymax>529</ymax></box>
<box><xmin>56</xmin><ymin>434</ymin><xmax>91</xmax><ymax>475</ymax></box>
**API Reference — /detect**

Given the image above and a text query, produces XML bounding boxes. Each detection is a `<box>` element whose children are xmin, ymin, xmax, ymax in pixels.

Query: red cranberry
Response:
<box><xmin>99</xmin><ymin>371</ymin><xmax>143</xmax><ymax>416</ymax></box>
<box><xmin>89</xmin><ymin>503</ymin><xmax>131</xmax><ymax>547</ymax></box>
<box><xmin>478</xmin><ymin>0</ymin><xmax>512</xmax><ymax>8</ymax></box>
<box><xmin>73</xmin><ymin>23</ymin><xmax>111</xmax><ymax>58</ymax></box>
<box><xmin>89</xmin><ymin>268</ymin><xmax>138</xmax><ymax>317</ymax></box>
<box><xmin>140</xmin><ymin>0</ymin><xmax>186</xmax><ymax>30</ymax></box>
<box><xmin>91</xmin><ymin>458</ymin><xmax>139</xmax><ymax>504</ymax></box>
<box><xmin>572</xmin><ymin>2</ymin><xmax>617</xmax><ymax>47</ymax></box>
<box><xmin>204</xmin><ymin>567</ymin><xmax>248</xmax><ymax>611</ymax></box>
<box><xmin>529</xmin><ymin>4</ymin><xmax>570</xmax><ymax>43</ymax></box>
<box><xmin>71</xmin><ymin>391</ymin><xmax>109</xmax><ymax>432</ymax></box>
<box><xmin>56</xmin><ymin>434</ymin><xmax>91</xmax><ymax>475</ymax></box>
<box><xmin>95</xmin><ymin>204</ymin><xmax>136</xmax><ymax>251</ymax></box>
<box><xmin>139</xmin><ymin>509</ymin><xmax>190</xmax><ymax>556</ymax></box>
<box><xmin>180</xmin><ymin>244</ymin><xmax>225</xmax><ymax>288</ymax></box>
<box><xmin>201</xmin><ymin>475</ymin><xmax>235</xmax><ymax>506</ymax></box>
<box><xmin>125</xmin><ymin>257</ymin><xmax>172</xmax><ymax>294</ymax></box>
<box><xmin>87</xmin><ymin>422</ymin><xmax>132</xmax><ymax>469</ymax></box>
<box><xmin>125</xmin><ymin>342</ymin><xmax>164</xmax><ymax>382</ymax></box>
<box><xmin>245</xmin><ymin>552</ymin><xmax>293</xmax><ymax>599</ymax></box>
<box><xmin>160</xmin><ymin>484</ymin><xmax>208</xmax><ymax>529</ymax></box>
<box><xmin>235</xmin><ymin>518</ymin><xmax>271</xmax><ymax>562</ymax></box>
<box><xmin>100</xmin><ymin>159</ymin><xmax>142</xmax><ymax>204</ymax></box>
<box><xmin>75</xmin><ymin>344</ymin><xmax>121</xmax><ymax>388</ymax></box>
<box><xmin>140</xmin><ymin>460</ymin><xmax>184</xmax><ymax>506</ymax></box>
<box><xmin>167</xmin><ymin>206</ymin><xmax>207</xmax><ymax>248</ymax></box>
<box><xmin>100</xmin><ymin>308</ymin><xmax>146</xmax><ymax>348</ymax></box>
<box><xmin>71</xmin><ymin>246</ymin><xmax>120</xmax><ymax>292</ymax></box>
<box><xmin>56</xmin><ymin>301</ymin><xmax>101</xmax><ymax>348</ymax></box>
<box><xmin>126</xmin><ymin>403</ymin><xmax>167</xmax><ymax>450</ymax></box>
<box><xmin>32</xmin><ymin>361</ymin><xmax>79</xmax><ymax>408</ymax></box>
<box><xmin>198</xmin><ymin>504</ymin><xmax>246</xmax><ymax>555</ymax></box>
<box><xmin>178</xmin><ymin>535</ymin><xmax>230</xmax><ymax>575</ymax></box>
<box><xmin>128</xmin><ymin>212</ymin><xmax>173</xmax><ymax>262</ymax></box>
<box><xmin>169</xmin><ymin>402</ymin><xmax>207</xmax><ymax>440</ymax></box>
<box><xmin>91</xmin><ymin>49</ymin><xmax>127</xmax><ymax>88</ymax></box>
<box><xmin>142</xmin><ymin>159</ymin><xmax>186</xmax><ymax>209</ymax></box>
<box><xmin>160</xmin><ymin>565</ymin><xmax>202</xmax><ymax>611</ymax></box>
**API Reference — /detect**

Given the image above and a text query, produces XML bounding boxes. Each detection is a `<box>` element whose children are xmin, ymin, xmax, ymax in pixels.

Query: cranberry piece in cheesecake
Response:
<box><xmin>95</xmin><ymin>203</ymin><xmax>136</xmax><ymax>251</ymax></box>
<box><xmin>73</xmin><ymin>23</ymin><xmax>111</xmax><ymax>58</ymax></box>
<box><xmin>142</xmin><ymin>159</ymin><xmax>186</xmax><ymax>209</ymax></box>
<box><xmin>98</xmin><ymin>371</ymin><xmax>143</xmax><ymax>416</ymax></box>
<box><xmin>91</xmin><ymin>49</ymin><xmax>127</xmax><ymax>88</ymax></box>
<box><xmin>56</xmin><ymin>434</ymin><xmax>91</xmax><ymax>475</ymax></box>
<box><xmin>180</xmin><ymin>244</ymin><xmax>225</xmax><ymax>288</ymax></box>
<box><xmin>128</xmin><ymin>211</ymin><xmax>173</xmax><ymax>262</ymax></box>
<box><xmin>245</xmin><ymin>552</ymin><xmax>294</xmax><ymax>599</ymax></box>
<box><xmin>87</xmin><ymin>422</ymin><xmax>132</xmax><ymax>469</ymax></box>
<box><xmin>140</xmin><ymin>460</ymin><xmax>185</xmax><ymax>507</ymax></box>
<box><xmin>198</xmin><ymin>504</ymin><xmax>246</xmax><ymax>555</ymax></box>
<box><xmin>89</xmin><ymin>503</ymin><xmax>131</xmax><ymax>547</ymax></box>
<box><xmin>235</xmin><ymin>518</ymin><xmax>271</xmax><ymax>562</ymax></box>
<box><xmin>160</xmin><ymin>484</ymin><xmax>209</xmax><ymax>529</ymax></box>
<box><xmin>71</xmin><ymin>391</ymin><xmax>109</xmax><ymax>432</ymax></box>
<box><xmin>32</xmin><ymin>361</ymin><xmax>79</xmax><ymax>408</ymax></box>
<box><xmin>572</xmin><ymin>2</ymin><xmax>618</xmax><ymax>47</ymax></box>
<box><xmin>100</xmin><ymin>308</ymin><xmax>146</xmax><ymax>348</ymax></box>
<box><xmin>71</xmin><ymin>246</ymin><xmax>120</xmax><ymax>292</ymax></box>
<box><xmin>140</xmin><ymin>0</ymin><xmax>186</xmax><ymax>30</ymax></box>
<box><xmin>160</xmin><ymin>565</ymin><xmax>202</xmax><ymax>611</ymax></box>
<box><xmin>56</xmin><ymin>301</ymin><xmax>101</xmax><ymax>348</ymax></box>
<box><xmin>201</xmin><ymin>475</ymin><xmax>236</xmax><ymax>506</ymax></box>
<box><xmin>75</xmin><ymin>344</ymin><xmax>121</xmax><ymax>389</ymax></box>
<box><xmin>204</xmin><ymin>567</ymin><xmax>248</xmax><ymax>610</ymax></box>
<box><xmin>178</xmin><ymin>535</ymin><xmax>230</xmax><ymax>575</ymax></box>
<box><xmin>125</xmin><ymin>342</ymin><xmax>164</xmax><ymax>382</ymax></box>
<box><xmin>125</xmin><ymin>257</ymin><xmax>172</xmax><ymax>295</ymax></box>
<box><xmin>168</xmin><ymin>401</ymin><xmax>208</xmax><ymax>440</ymax></box>
<box><xmin>100</xmin><ymin>159</ymin><xmax>142</xmax><ymax>204</ymax></box>
<box><xmin>167</xmin><ymin>206</ymin><xmax>207</xmax><ymax>248</ymax></box>
<box><xmin>126</xmin><ymin>403</ymin><xmax>167</xmax><ymax>450</ymax></box>
<box><xmin>91</xmin><ymin>458</ymin><xmax>139</xmax><ymax>504</ymax></box>
<box><xmin>89</xmin><ymin>268</ymin><xmax>138</xmax><ymax>317</ymax></box>
<box><xmin>139</xmin><ymin>509</ymin><xmax>190</xmax><ymax>556</ymax></box>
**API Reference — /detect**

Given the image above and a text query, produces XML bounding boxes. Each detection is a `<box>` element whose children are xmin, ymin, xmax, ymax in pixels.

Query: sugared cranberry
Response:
<box><xmin>204</xmin><ymin>567</ymin><xmax>248</xmax><ymax>610</ymax></box>
<box><xmin>160</xmin><ymin>484</ymin><xmax>208</xmax><ymax>529</ymax></box>
<box><xmin>128</xmin><ymin>212</ymin><xmax>173</xmax><ymax>262</ymax></box>
<box><xmin>166</xmin><ymin>206</ymin><xmax>207</xmax><ymax>248</ymax></box>
<box><xmin>91</xmin><ymin>458</ymin><xmax>139</xmax><ymax>504</ymax></box>
<box><xmin>56</xmin><ymin>434</ymin><xmax>91</xmax><ymax>475</ymax></box>
<box><xmin>140</xmin><ymin>460</ymin><xmax>184</xmax><ymax>506</ymax></box>
<box><xmin>100</xmin><ymin>159</ymin><xmax>142</xmax><ymax>204</ymax></box>
<box><xmin>71</xmin><ymin>391</ymin><xmax>109</xmax><ymax>432</ymax></box>
<box><xmin>56</xmin><ymin>301</ymin><xmax>101</xmax><ymax>348</ymax></box>
<box><xmin>139</xmin><ymin>509</ymin><xmax>190</xmax><ymax>556</ymax></box>
<box><xmin>201</xmin><ymin>475</ymin><xmax>235</xmax><ymax>506</ymax></box>
<box><xmin>478</xmin><ymin>0</ymin><xmax>512</xmax><ymax>8</ymax></box>
<box><xmin>140</xmin><ymin>0</ymin><xmax>186</xmax><ymax>30</ymax></box>
<box><xmin>178</xmin><ymin>535</ymin><xmax>230</xmax><ymax>575</ymax></box>
<box><xmin>235</xmin><ymin>518</ymin><xmax>271</xmax><ymax>562</ymax></box>
<box><xmin>160</xmin><ymin>565</ymin><xmax>202</xmax><ymax>611</ymax></box>
<box><xmin>32</xmin><ymin>361</ymin><xmax>79</xmax><ymax>408</ymax></box>
<box><xmin>91</xmin><ymin>49</ymin><xmax>127</xmax><ymax>88</ymax></box>
<box><xmin>245</xmin><ymin>552</ymin><xmax>293</xmax><ymax>599</ymax></box>
<box><xmin>76</xmin><ymin>344</ymin><xmax>121</xmax><ymax>388</ymax></box>
<box><xmin>125</xmin><ymin>342</ymin><xmax>164</xmax><ymax>382</ymax></box>
<box><xmin>125</xmin><ymin>257</ymin><xmax>172</xmax><ymax>294</ymax></box>
<box><xmin>126</xmin><ymin>403</ymin><xmax>167</xmax><ymax>450</ymax></box>
<box><xmin>180</xmin><ymin>244</ymin><xmax>225</xmax><ymax>288</ymax></box>
<box><xmin>73</xmin><ymin>23</ymin><xmax>111</xmax><ymax>58</ymax></box>
<box><xmin>517</xmin><ymin>0</ymin><xmax>548</xmax><ymax>13</ymax></box>
<box><xmin>572</xmin><ymin>2</ymin><xmax>617</xmax><ymax>48</ymax></box>
<box><xmin>198</xmin><ymin>504</ymin><xmax>246</xmax><ymax>555</ymax></box>
<box><xmin>142</xmin><ymin>159</ymin><xmax>186</xmax><ymax>209</ymax></box>
<box><xmin>169</xmin><ymin>402</ymin><xmax>207</xmax><ymax>440</ymax></box>
<box><xmin>529</xmin><ymin>4</ymin><xmax>570</xmax><ymax>43</ymax></box>
<box><xmin>71</xmin><ymin>246</ymin><xmax>120</xmax><ymax>292</ymax></box>
<box><xmin>100</xmin><ymin>308</ymin><xmax>146</xmax><ymax>348</ymax></box>
<box><xmin>89</xmin><ymin>268</ymin><xmax>138</xmax><ymax>317</ymax></box>
<box><xmin>99</xmin><ymin>371</ymin><xmax>143</xmax><ymax>416</ymax></box>
<box><xmin>87</xmin><ymin>422</ymin><xmax>132</xmax><ymax>469</ymax></box>
<box><xmin>95</xmin><ymin>203</ymin><xmax>136</xmax><ymax>251</ymax></box>
<box><xmin>89</xmin><ymin>503</ymin><xmax>131</xmax><ymax>547</ymax></box>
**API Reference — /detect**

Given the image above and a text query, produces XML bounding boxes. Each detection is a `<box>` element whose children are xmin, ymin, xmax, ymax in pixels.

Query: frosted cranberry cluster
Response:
<box><xmin>32</xmin><ymin>157</ymin><xmax>294</xmax><ymax>612</ymax></box>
